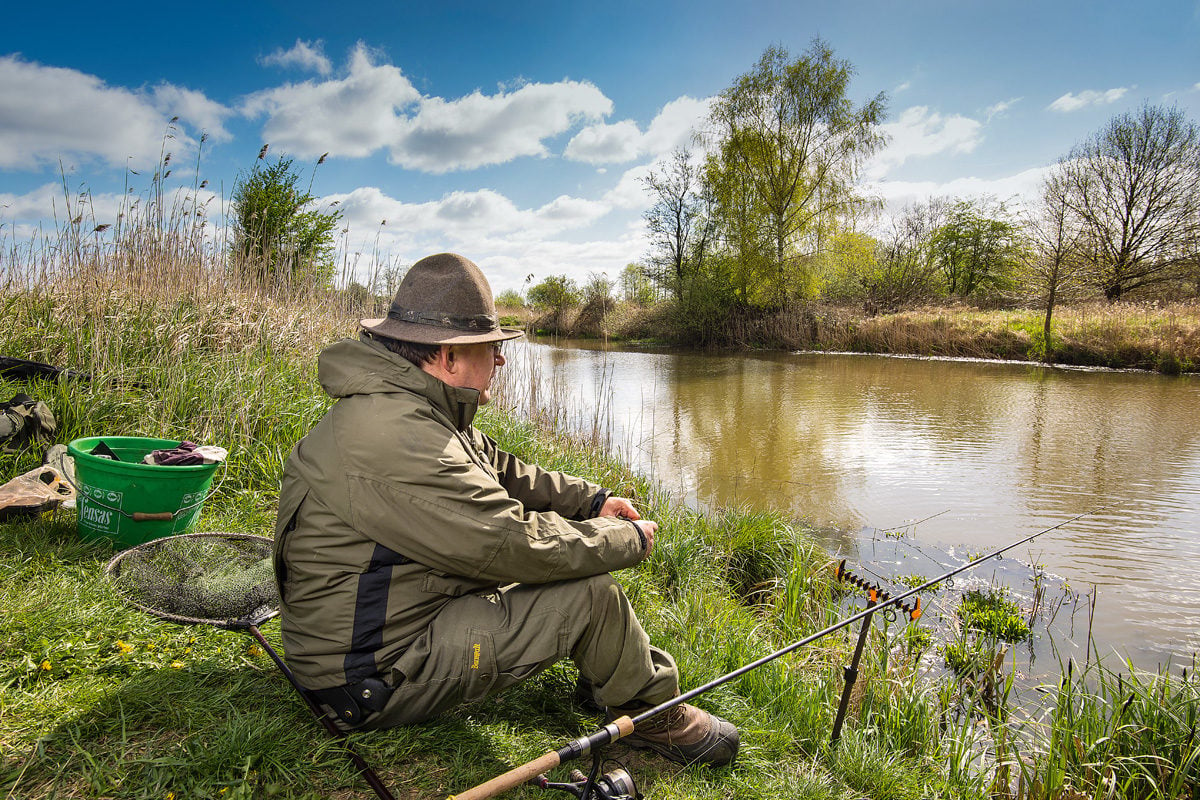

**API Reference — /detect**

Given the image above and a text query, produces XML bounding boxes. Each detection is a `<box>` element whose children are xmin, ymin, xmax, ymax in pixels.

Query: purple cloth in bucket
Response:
<box><xmin>144</xmin><ymin>441</ymin><xmax>226</xmax><ymax>466</ymax></box>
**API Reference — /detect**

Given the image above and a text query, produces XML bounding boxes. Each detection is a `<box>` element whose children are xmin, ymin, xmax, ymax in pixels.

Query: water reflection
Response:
<box><xmin>502</xmin><ymin>338</ymin><xmax>1200</xmax><ymax>672</ymax></box>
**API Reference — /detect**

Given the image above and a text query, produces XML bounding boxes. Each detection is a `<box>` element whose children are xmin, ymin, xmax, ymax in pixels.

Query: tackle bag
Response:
<box><xmin>0</xmin><ymin>394</ymin><xmax>57</xmax><ymax>453</ymax></box>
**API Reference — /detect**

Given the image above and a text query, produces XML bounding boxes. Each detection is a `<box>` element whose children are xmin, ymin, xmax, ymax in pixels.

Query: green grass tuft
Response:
<box><xmin>957</xmin><ymin>588</ymin><xmax>1031</xmax><ymax>642</ymax></box>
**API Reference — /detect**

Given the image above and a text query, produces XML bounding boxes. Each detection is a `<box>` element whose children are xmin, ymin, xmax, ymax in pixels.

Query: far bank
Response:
<box><xmin>510</xmin><ymin>299</ymin><xmax>1200</xmax><ymax>374</ymax></box>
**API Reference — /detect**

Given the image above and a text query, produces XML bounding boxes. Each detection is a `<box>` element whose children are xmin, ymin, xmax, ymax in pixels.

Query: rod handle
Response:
<box><xmin>132</xmin><ymin>512</ymin><xmax>174</xmax><ymax>521</ymax></box>
<box><xmin>448</xmin><ymin>751</ymin><xmax>561</xmax><ymax>800</ymax></box>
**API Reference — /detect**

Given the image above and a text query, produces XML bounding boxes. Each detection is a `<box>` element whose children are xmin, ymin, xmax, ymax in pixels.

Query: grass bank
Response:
<box><xmin>2</xmin><ymin>262</ymin><xmax>1198</xmax><ymax>797</ymax></box>
<box><xmin>0</xmin><ymin>276</ymin><xmax>960</xmax><ymax>799</ymax></box>
<box><xmin>520</xmin><ymin>300</ymin><xmax>1200</xmax><ymax>374</ymax></box>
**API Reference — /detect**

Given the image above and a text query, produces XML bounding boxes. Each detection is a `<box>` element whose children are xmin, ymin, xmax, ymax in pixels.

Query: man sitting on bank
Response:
<box><xmin>272</xmin><ymin>252</ymin><xmax>738</xmax><ymax>766</ymax></box>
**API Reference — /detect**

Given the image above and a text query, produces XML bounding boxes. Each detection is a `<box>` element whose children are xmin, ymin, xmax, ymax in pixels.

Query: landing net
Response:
<box><xmin>105</xmin><ymin>532</ymin><xmax>278</xmax><ymax>627</ymax></box>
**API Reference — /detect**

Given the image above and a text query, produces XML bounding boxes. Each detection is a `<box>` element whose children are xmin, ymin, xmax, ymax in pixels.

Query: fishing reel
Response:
<box><xmin>534</xmin><ymin>760</ymin><xmax>640</xmax><ymax>800</ymax></box>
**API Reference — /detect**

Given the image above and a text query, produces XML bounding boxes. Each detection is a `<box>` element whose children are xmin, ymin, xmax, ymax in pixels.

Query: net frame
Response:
<box><xmin>104</xmin><ymin>531</ymin><xmax>279</xmax><ymax>629</ymax></box>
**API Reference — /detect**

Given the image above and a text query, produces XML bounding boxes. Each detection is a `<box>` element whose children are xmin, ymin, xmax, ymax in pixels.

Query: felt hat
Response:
<box><xmin>360</xmin><ymin>253</ymin><xmax>523</xmax><ymax>345</ymax></box>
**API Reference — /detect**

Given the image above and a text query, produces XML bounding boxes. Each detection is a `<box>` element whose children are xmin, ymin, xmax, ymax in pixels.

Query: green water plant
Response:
<box><xmin>957</xmin><ymin>588</ymin><xmax>1031</xmax><ymax>642</ymax></box>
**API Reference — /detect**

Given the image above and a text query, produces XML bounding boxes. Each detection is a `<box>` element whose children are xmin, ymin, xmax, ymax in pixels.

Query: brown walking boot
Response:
<box><xmin>608</xmin><ymin>701</ymin><xmax>739</xmax><ymax>767</ymax></box>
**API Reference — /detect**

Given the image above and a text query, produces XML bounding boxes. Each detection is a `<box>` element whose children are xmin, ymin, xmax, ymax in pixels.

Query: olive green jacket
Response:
<box><xmin>273</xmin><ymin>337</ymin><xmax>646</xmax><ymax>689</ymax></box>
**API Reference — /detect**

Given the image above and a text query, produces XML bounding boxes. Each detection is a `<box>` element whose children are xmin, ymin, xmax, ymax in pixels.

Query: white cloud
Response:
<box><xmin>319</xmin><ymin>184</ymin><xmax>641</xmax><ymax>294</ymax></box>
<box><xmin>0</xmin><ymin>183</ymin><xmax>77</xmax><ymax>222</ymax></box>
<box><xmin>564</xmin><ymin>120</ymin><xmax>644</xmax><ymax>163</ymax></box>
<box><xmin>259</xmin><ymin>40</ymin><xmax>333</xmax><ymax>76</ymax></box>
<box><xmin>0</xmin><ymin>56</ymin><xmax>225</xmax><ymax>170</ymax></box>
<box><xmin>243</xmin><ymin>43</ymin><xmax>612</xmax><ymax>172</ymax></box>
<box><xmin>865</xmin><ymin>164</ymin><xmax>1052</xmax><ymax>220</ymax></box>
<box><xmin>242</xmin><ymin>46</ymin><xmax>421</xmax><ymax>160</ymax></box>
<box><xmin>564</xmin><ymin>95</ymin><xmax>712</xmax><ymax>164</ymax></box>
<box><xmin>867</xmin><ymin>106</ymin><xmax>982</xmax><ymax>179</ymax></box>
<box><xmin>602</xmin><ymin>163</ymin><xmax>654</xmax><ymax>209</ymax></box>
<box><xmin>894</xmin><ymin>81</ymin><xmax>912</xmax><ymax>93</ymax></box>
<box><xmin>478</xmin><ymin>233</ymin><xmax>648</xmax><ymax>295</ymax></box>
<box><xmin>1</xmin><ymin>181</ymin><xmax>221</xmax><ymax>233</ymax></box>
<box><xmin>1193</xmin><ymin>82</ymin><xmax>1200</xmax><ymax>91</ymax></box>
<box><xmin>985</xmin><ymin>97</ymin><xmax>1021</xmax><ymax>122</ymax></box>
<box><xmin>1048</xmin><ymin>87</ymin><xmax>1130</xmax><ymax>112</ymax></box>
<box><xmin>397</xmin><ymin>81</ymin><xmax>611</xmax><ymax>172</ymax></box>
<box><xmin>643</xmin><ymin>96</ymin><xmax>712</xmax><ymax>155</ymax></box>
<box><xmin>151</xmin><ymin>84</ymin><xmax>235</xmax><ymax>142</ymax></box>
<box><xmin>326</xmin><ymin>185</ymin><xmax>611</xmax><ymax>249</ymax></box>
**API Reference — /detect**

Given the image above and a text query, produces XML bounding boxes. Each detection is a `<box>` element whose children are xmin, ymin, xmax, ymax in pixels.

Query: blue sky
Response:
<box><xmin>2</xmin><ymin>0</ymin><xmax>1198</xmax><ymax>294</ymax></box>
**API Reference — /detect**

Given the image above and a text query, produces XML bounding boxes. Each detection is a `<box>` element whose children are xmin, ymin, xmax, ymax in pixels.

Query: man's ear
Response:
<box><xmin>439</xmin><ymin>345</ymin><xmax>457</xmax><ymax>373</ymax></box>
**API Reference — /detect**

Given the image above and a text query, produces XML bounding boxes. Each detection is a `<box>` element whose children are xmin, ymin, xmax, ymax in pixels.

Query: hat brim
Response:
<box><xmin>360</xmin><ymin>316</ymin><xmax>525</xmax><ymax>345</ymax></box>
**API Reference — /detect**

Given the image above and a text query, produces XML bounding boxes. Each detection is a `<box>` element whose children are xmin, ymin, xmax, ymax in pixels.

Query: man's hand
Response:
<box><xmin>599</xmin><ymin>495</ymin><xmax>640</xmax><ymax>519</ymax></box>
<box><xmin>600</xmin><ymin>496</ymin><xmax>657</xmax><ymax>554</ymax></box>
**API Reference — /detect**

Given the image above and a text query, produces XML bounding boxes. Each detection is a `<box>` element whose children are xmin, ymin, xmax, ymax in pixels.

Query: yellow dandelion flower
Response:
<box><xmin>220</xmin><ymin>789</ymin><xmax>228</xmax><ymax>795</ymax></box>
<box><xmin>40</xmin><ymin>660</ymin><xmax>52</xmax><ymax>671</ymax></box>
<box><xmin>184</xmin><ymin>648</ymin><xmax>192</xmax><ymax>654</ymax></box>
<box><xmin>247</xmin><ymin>645</ymin><xmax>264</xmax><ymax>658</ymax></box>
<box><xmin>116</xmin><ymin>640</ymin><xmax>133</xmax><ymax>654</ymax></box>
<box><xmin>166</xmin><ymin>792</ymin><xmax>175</xmax><ymax>800</ymax></box>
<box><xmin>170</xmin><ymin>661</ymin><xmax>184</xmax><ymax>669</ymax></box>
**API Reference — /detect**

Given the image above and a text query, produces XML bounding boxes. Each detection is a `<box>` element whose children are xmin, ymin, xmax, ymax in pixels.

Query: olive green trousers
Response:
<box><xmin>352</xmin><ymin>573</ymin><xmax>679</xmax><ymax>730</ymax></box>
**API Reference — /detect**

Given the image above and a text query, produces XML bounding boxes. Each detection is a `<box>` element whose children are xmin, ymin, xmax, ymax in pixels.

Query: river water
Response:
<box><xmin>498</xmin><ymin>337</ymin><xmax>1200</xmax><ymax>675</ymax></box>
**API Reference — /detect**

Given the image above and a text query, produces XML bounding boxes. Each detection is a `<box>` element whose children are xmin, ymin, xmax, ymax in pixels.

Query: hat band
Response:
<box><xmin>387</xmin><ymin>304</ymin><xmax>500</xmax><ymax>332</ymax></box>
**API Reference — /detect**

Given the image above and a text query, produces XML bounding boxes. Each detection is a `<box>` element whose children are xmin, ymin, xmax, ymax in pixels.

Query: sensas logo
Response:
<box><xmin>81</xmin><ymin>504</ymin><xmax>113</xmax><ymax>528</ymax></box>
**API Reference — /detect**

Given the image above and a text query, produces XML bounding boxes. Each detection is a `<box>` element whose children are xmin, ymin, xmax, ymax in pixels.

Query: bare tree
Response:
<box><xmin>642</xmin><ymin>147</ymin><xmax>711</xmax><ymax>301</ymax></box>
<box><xmin>1024</xmin><ymin>170</ymin><xmax>1089</xmax><ymax>356</ymax></box>
<box><xmin>1058</xmin><ymin>104</ymin><xmax>1200</xmax><ymax>300</ymax></box>
<box><xmin>868</xmin><ymin>199</ymin><xmax>947</xmax><ymax>311</ymax></box>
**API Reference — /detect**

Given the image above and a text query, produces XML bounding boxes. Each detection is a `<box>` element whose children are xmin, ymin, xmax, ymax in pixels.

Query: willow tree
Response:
<box><xmin>705</xmin><ymin>40</ymin><xmax>887</xmax><ymax>305</ymax></box>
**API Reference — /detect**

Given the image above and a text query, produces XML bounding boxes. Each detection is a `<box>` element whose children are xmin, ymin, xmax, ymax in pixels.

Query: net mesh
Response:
<box><xmin>106</xmin><ymin>532</ymin><xmax>278</xmax><ymax>625</ymax></box>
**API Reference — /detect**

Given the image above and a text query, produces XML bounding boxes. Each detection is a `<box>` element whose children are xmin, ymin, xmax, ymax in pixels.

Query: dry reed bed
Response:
<box><xmin>551</xmin><ymin>300</ymin><xmax>1200</xmax><ymax>372</ymax></box>
<box><xmin>814</xmin><ymin>303</ymin><xmax>1200</xmax><ymax>370</ymax></box>
<box><xmin>2</xmin><ymin>253</ymin><xmax>368</xmax><ymax>371</ymax></box>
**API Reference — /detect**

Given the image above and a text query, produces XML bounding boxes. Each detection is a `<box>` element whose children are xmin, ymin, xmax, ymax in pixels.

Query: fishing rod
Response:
<box><xmin>449</xmin><ymin>509</ymin><xmax>1098</xmax><ymax>800</ymax></box>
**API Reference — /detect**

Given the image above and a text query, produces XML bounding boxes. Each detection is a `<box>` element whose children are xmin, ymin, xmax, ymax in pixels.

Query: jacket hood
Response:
<box><xmin>317</xmin><ymin>336</ymin><xmax>480</xmax><ymax>430</ymax></box>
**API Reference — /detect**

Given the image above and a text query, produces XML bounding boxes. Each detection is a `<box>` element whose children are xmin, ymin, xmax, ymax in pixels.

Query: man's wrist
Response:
<box><xmin>588</xmin><ymin>488</ymin><xmax>611</xmax><ymax>518</ymax></box>
<box><xmin>629</xmin><ymin>520</ymin><xmax>647</xmax><ymax>551</ymax></box>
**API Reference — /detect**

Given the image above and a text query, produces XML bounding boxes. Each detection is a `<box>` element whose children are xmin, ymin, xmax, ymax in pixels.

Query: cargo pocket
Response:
<box><xmin>462</xmin><ymin>627</ymin><xmax>498</xmax><ymax>702</ymax></box>
<box><xmin>495</xmin><ymin>608</ymin><xmax>571</xmax><ymax>687</ymax></box>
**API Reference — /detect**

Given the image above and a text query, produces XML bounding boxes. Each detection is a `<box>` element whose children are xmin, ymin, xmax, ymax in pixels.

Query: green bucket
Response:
<box><xmin>66</xmin><ymin>436</ymin><xmax>222</xmax><ymax>549</ymax></box>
